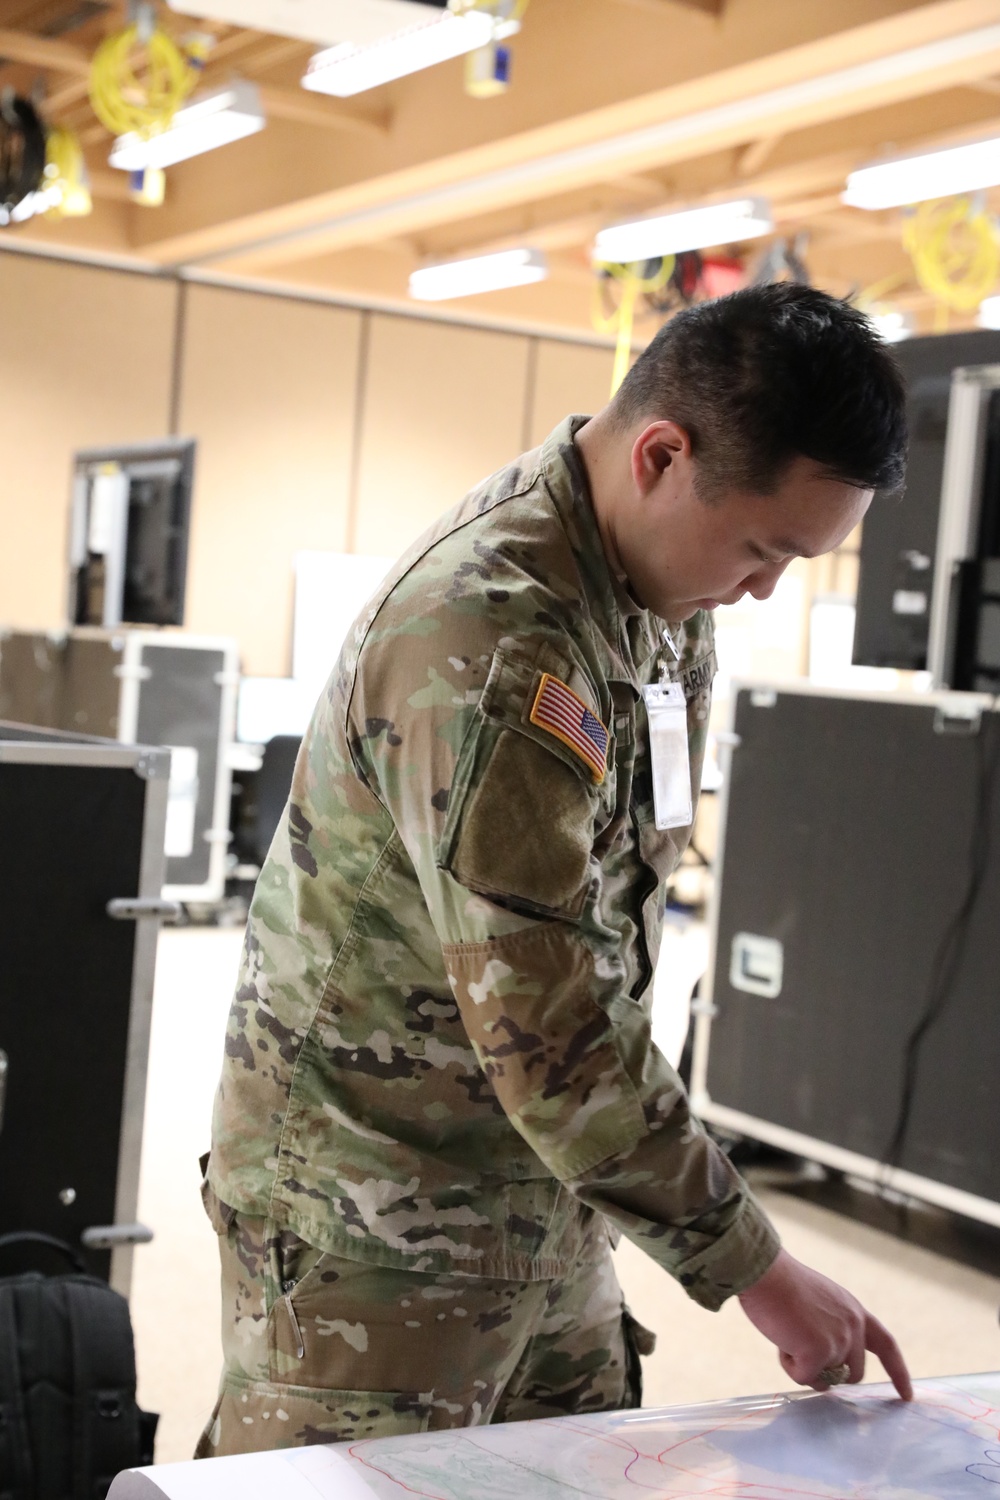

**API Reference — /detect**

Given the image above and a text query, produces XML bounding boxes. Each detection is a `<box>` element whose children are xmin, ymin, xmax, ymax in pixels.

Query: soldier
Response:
<box><xmin>197</xmin><ymin>283</ymin><xmax>911</xmax><ymax>1458</ymax></box>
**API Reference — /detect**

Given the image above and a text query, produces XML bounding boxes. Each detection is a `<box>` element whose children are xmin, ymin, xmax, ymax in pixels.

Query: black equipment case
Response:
<box><xmin>0</xmin><ymin>722</ymin><xmax>172</xmax><ymax>1295</ymax></box>
<box><xmin>691</xmin><ymin>681</ymin><xmax>1000</xmax><ymax>1227</ymax></box>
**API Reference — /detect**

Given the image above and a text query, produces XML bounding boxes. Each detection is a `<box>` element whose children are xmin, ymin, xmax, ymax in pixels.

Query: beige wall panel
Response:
<box><xmin>354</xmin><ymin>315</ymin><xmax>530</xmax><ymax>556</ymax></box>
<box><xmin>529</xmin><ymin>339</ymin><xmax>616</xmax><ymax>446</ymax></box>
<box><xmin>0</xmin><ymin>254</ymin><xmax>176</xmax><ymax>632</ymax></box>
<box><xmin>178</xmin><ymin>284</ymin><xmax>361</xmax><ymax>677</ymax></box>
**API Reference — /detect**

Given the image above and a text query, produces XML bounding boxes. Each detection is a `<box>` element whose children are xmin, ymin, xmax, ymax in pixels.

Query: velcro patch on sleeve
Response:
<box><xmin>529</xmin><ymin>672</ymin><xmax>609</xmax><ymax>784</ymax></box>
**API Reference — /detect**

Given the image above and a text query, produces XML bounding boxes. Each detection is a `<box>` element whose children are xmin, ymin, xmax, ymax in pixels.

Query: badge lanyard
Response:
<box><xmin>643</xmin><ymin>678</ymin><xmax>692</xmax><ymax>832</ymax></box>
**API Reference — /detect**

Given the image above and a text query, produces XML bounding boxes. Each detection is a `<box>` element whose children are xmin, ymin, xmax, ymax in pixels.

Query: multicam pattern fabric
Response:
<box><xmin>208</xmin><ymin>416</ymin><xmax>779</xmax><ymax>1315</ymax></box>
<box><xmin>195</xmin><ymin>1189</ymin><xmax>649</xmax><ymax>1456</ymax></box>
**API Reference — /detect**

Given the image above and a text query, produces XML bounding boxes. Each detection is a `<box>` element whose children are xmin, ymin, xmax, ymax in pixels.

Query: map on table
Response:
<box><xmin>282</xmin><ymin>1374</ymin><xmax>1000</xmax><ymax>1500</ymax></box>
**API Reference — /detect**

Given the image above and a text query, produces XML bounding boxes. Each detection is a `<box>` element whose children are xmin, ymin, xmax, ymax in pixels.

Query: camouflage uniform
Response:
<box><xmin>198</xmin><ymin>416</ymin><xmax>780</xmax><ymax>1455</ymax></box>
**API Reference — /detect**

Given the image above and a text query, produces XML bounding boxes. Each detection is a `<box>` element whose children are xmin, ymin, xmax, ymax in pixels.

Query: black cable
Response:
<box><xmin>0</xmin><ymin>94</ymin><xmax>47</xmax><ymax>222</ymax></box>
<box><xmin>882</xmin><ymin>703</ymin><xmax>1000</xmax><ymax>1177</ymax></box>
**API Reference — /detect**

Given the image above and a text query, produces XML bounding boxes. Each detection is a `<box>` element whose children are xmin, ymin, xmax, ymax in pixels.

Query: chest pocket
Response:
<box><xmin>435</xmin><ymin>645</ymin><xmax>613</xmax><ymax>921</ymax></box>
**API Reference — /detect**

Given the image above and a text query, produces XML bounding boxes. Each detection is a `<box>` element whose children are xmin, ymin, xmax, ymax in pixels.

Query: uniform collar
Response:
<box><xmin>540</xmin><ymin>415</ymin><xmax>663</xmax><ymax>674</ymax></box>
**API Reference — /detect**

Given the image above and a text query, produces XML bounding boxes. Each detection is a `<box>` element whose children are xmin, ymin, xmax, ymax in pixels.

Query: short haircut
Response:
<box><xmin>608</xmin><ymin>283</ymin><xmax>907</xmax><ymax>499</ymax></box>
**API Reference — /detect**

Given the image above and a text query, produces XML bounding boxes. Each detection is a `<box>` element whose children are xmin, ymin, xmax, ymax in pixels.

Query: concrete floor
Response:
<box><xmin>130</xmin><ymin>927</ymin><xmax>1000</xmax><ymax>1465</ymax></box>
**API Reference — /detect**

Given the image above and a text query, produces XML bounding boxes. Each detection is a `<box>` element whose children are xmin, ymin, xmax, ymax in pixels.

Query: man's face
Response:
<box><xmin>616</xmin><ymin>424</ymin><xmax>873</xmax><ymax>622</ymax></box>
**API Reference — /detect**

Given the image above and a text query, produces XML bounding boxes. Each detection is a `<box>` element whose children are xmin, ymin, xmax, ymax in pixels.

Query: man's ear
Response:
<box><xmin>630</xmin><ymin>420</ymin><xmax>692</xmax><ymax>496</ymax></box>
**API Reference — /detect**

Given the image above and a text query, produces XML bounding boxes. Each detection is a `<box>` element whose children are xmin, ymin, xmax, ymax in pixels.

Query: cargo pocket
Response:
<box><xmin>200</xmin><ymin>1164</ymin><xmax>236</xmax><ymax>1236</ymax></box>
<box><xmin>621</xmin><ymin>1309</ymin><xmax>657</xmax><ymax>1410</ymax></box>
<box><xmin>197</xmin><ymin>1375</ymin><xmax>433</xmax><ymax>1456</ymax></box>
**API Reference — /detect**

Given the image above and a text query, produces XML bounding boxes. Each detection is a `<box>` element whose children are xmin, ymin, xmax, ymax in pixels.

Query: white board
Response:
<box><xmin>235</xmin><ymin>677</ymin><xmax>319</xmax><ymax>745</ymax></box>
<box><xmin>109</xmin><ymin>1373</ymin><xmax>1000</xmax><ymax>1500</ymax></box>
<box><xmin>292</xmin><ymin>551</ymin><xmax>395</xmax><ymax>697</ymax></box>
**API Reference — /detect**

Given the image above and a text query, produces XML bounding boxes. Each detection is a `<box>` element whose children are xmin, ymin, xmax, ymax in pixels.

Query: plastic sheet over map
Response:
<box><xmin>286</xmin><ymin>1373</ymin><xmax>1000</xmax><ymax>1500</ymax></box>
<box><xmin>108</xmin><ymin>1373</ymin><xmax>1000</xmax><ymax>1500</ymax></box>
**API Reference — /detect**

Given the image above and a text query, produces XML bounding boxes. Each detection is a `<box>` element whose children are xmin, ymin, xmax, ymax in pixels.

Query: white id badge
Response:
<box><xmin>643</xmin><ymin>682</ymin><xmax>692</xmax><ymax>830</ymax></box>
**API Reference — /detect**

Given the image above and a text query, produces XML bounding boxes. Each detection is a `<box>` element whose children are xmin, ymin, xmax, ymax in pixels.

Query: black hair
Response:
<box><xmin>608</xmin><ymin>283</ymin><xmax>907</xmax><ymax>499</ymax></box>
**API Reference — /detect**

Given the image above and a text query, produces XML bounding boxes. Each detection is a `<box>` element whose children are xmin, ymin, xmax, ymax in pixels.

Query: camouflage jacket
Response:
<box><xmin>209</xmin><ymin>416</ymin><xmax>779</xmax><ymax>1311</ymax></box>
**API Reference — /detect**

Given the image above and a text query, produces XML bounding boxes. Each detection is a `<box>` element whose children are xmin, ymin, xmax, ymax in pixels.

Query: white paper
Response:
<box><xmin>106</xmin><ymin>1445</ymin><xmax>376</xmax><ymax>1500</ymax></box>
<box><xmin>163</xmin><ymin>746</ymin><xmax>199</xmax><ymax>859</ymax></box>
<box><xmin>87</xmin><ymin>469</ymin><xmax>129</xmax><ymax>556</ymax></box>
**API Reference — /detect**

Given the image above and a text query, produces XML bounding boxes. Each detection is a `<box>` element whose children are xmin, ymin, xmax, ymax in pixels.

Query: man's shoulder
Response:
<box><xmin>410</xmin><ymin>441</ymin><xmax>557</xmax><ymax>575</ymax></box>
<box><xmin>369</xmin><ymin>447</ymin><xmax>583</xmax><ymax>645</ymax></box>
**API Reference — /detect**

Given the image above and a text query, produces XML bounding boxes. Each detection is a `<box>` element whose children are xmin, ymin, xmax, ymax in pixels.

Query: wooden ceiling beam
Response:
<box><xmin>430</xmin><ymin>120</ymin><xmax>999</xmax><ymax>267</ymax></box>
<box><xmin>199</xmin><ymin>28</ymin><xmax>272</xmax><ymax>65</ymax></box>
<box><xmin>446</xmin><ymin>212</ymin><xmax>607</xmax><ymax>260</ymax></box>
<box><xmin>255</xmin><ymin>85</ymin><xmax>389</xmax><ymax>139</ymax></box>
<box><xmin>612</xmin><ymin>0</ymin><xmax>724</xmax><ymax>16</ymax></box>
<box><xmin>89</xmin><ymin>166</ymin><xmax>132</xmax><ymax>201</ymax></box>
<box><xmin>602</xmin><ymin>172</ymin><xmax>666</xmax><ymax>202</ymax></box>
<box><xmin>46</xmin><ymin>76</ymin><xmax>91</xmax><ymax>114</ymax></box>
<box><xmin>0</xmin><ymin>27</ymin><xmax>90</xmax><ymax>75</ymax></box>
<box><xmin>544</xmin><ymin>253</ymin><xmax>597</xmax><ymax>288</ymax></box>
<box><xmin>771</xmin><ymin>192</ymin><xmax>850</xmax><ymax>222</ymax></box>
<box><xmin>965</xmin><ymin>76</ymin><xmax>1000</xmax><ymax>95</ymax></box>
<box><xmin>737</xmin><ymin>133</ymin><xmax>783</xmax><ymax>178</ymax></box>
<box><xmin>807</xmin><ymin>207</ymin><xmax>902</xmax><ymax>243</ymax></box>
<box><xmin>139</xmin><ymin>0</ymin><xmax>1000</xmax><ymax>271</ymax></box>
<box><xmin>229</xmin><ymin>36</ymin><xmax>312</xmax><ymax>74</ymax></box>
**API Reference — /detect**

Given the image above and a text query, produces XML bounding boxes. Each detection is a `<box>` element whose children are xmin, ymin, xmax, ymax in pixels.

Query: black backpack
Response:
<box><xmin>0</xmin><ymin>1233</ymin><xmax>158</xmax><ymax>1499</ymax></box>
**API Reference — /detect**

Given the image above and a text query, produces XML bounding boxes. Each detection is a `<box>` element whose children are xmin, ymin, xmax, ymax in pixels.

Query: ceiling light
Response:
<box><xmin>109</xmin><ymin>81</ymin><xmax>265</xmax><ymax>172</ymax></box>
<box><xmin>977</xmin><ymin>295</ymin><xmax>1000</xmax><ymax>329</ymax></box>
<box><xmin>593</xmin><ymin>198</ymin><xmax>773</xmax><ymax>265</ymax></box>
<box><xmin>409</xmin><ymin>247</ymin><xmax>547</xmax><ymax>300</ymax></box>
<box><xmin>844</xmin><ymin>137</ymin><xmax>1000</xmax><ymax>210</ymax></box>
<box><xmin>166</xmin><ymin>0</ymin><xmax>456</xmax><ymax>49</ymax></box>
<box><xmin>302</xmin><ymin>10</ymin><xmax>519</xmax><ymax>97</ymax></box>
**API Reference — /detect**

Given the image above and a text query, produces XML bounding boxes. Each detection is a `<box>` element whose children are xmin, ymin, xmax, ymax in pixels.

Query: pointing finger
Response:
<box><xmin>865</xmin><ymin>1314</ymin><xmax>913</xmax><ymax>1402</ymax></box>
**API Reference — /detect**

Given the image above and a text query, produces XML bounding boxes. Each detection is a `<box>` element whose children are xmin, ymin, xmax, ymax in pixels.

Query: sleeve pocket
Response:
<box><xmin>435</xmin><ymin>649</ymin><xmax>601</xmax><ymax>920</ymax></box>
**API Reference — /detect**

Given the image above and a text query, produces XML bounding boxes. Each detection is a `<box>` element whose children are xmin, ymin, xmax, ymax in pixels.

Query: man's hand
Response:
<box><xmin>738</xmin><ymin>1247</ymin><xmax>913</xmax><ymax>1401</ymax></box>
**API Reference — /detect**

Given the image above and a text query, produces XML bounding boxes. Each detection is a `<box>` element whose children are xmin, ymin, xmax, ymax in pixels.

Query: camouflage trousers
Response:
<box><xmin>195</xmin><ymin>1193</ymin><xmax>655</xmax><ymax>1458</ymax></box>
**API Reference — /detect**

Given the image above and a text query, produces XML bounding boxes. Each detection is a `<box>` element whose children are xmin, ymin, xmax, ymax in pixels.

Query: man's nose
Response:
<box><xmin>747</xmin><ymin>559</ymin><xmax>790</xmax><ymax>601</ymax></box>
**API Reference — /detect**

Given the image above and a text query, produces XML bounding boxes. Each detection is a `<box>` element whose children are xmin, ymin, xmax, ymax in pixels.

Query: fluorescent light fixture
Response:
<box><xmin>978</xmin><ymin>295</ymin><xmax>1000</xmax><ymax>329</ymax></box>
<box><xmin>302</xmin><ymin>10</ymin><xmax>519</xmax><ymax>97</ymax></box>
<box><xmin>167</xmin><ymin>0</ymin><xmax>452</xmax><ymax>49</ymax></box>
<box><xmin>109</xmin><ymin>80</ymin><xmax>265</xmax><ymax>172</ymax></box>
<box><xmin>867</xmin><ymin>309</ymin><xmax>913</xmax><ymax>343</ymax></box>
<box><xmin>593</xmin><ymin>198</ymin><xmax>773</xmax><ymax>264</ymax></box>
<box><xmin>3</xmin><ymin>187</ymin><xmax>59</xmax><ymax>225</ymax></box>
<box><xmin>409</xmin><ymin>247</ymin><xmax>547</xmax><ymax>301</ymax></box>
<box><xmin>844</xmin><ymin>136</ymin><xmax>1000</xmax><ymax>210</ymax></box>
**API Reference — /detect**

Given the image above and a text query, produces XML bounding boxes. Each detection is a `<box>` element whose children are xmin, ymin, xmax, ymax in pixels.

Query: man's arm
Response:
<box><xmin>351</xmin><ymin>621</ymin><xmax>776</xmax><ymax>1309</ymax></box>
<box><xmin>441</xmin><ymin>915</ymin><xmax>780</xmax><ymax>1310</ymax></box>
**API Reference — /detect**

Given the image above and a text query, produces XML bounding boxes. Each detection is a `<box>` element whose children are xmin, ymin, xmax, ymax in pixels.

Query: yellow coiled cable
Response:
<box><xmin>592</xmin><ymin>258</ymin><xmax>675</xmax><ymax>395</ymax></box>
<box><xmin>903</xmin><ymin>197</ymin><xmax>1000</xmax><ymax>316</ymax></box>
<box><xmin>89</xmin><ymin>23</ymin><xmax>195</xmax><ymax>139</ymax></box>
<box><xmin>43</xmin><ymin>125</ymin><xmax>92</xmax><ymax>218</ymax></box>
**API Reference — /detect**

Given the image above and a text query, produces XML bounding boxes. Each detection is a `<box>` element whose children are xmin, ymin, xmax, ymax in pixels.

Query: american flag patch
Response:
<box><xmin>529</xmin><ymin>673</ymin><xmax>609</xmax><ymax>784</ymax></box>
